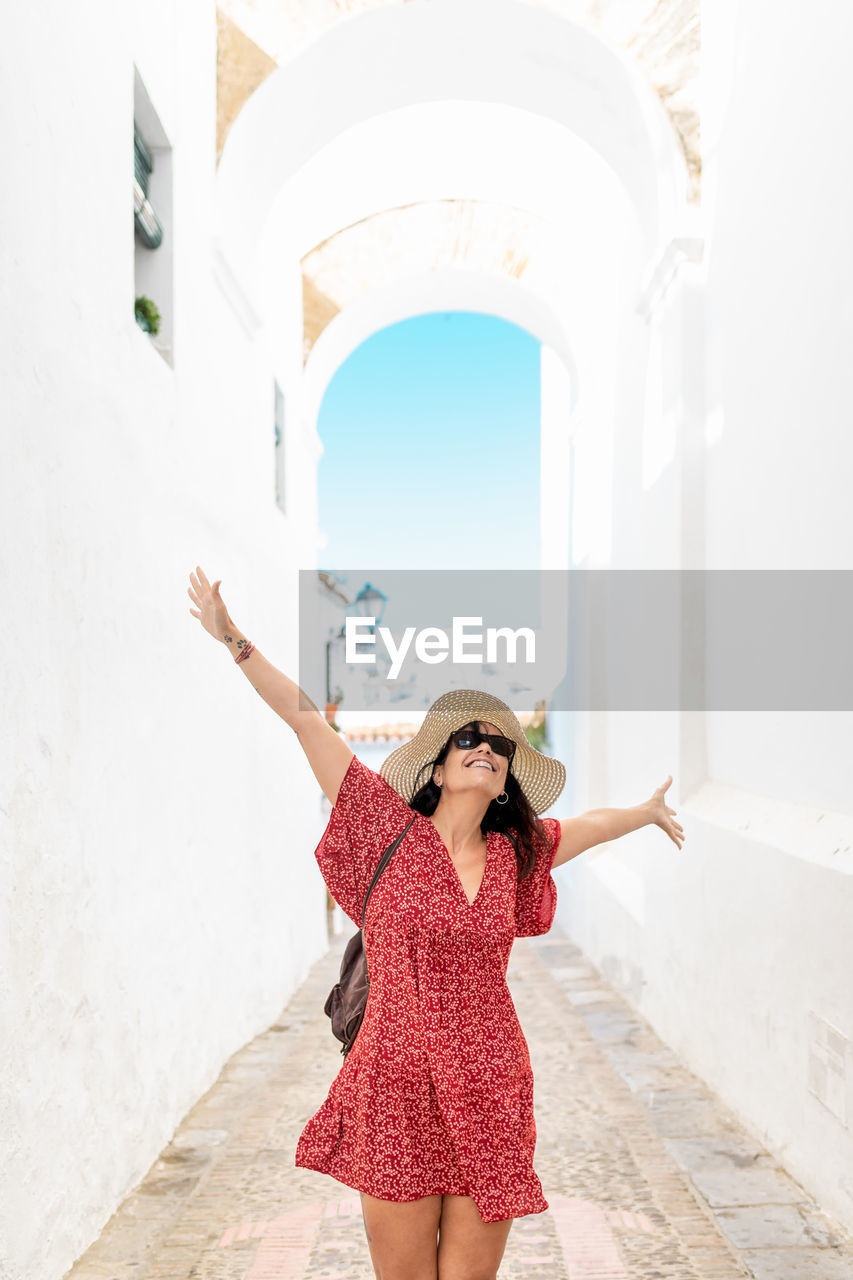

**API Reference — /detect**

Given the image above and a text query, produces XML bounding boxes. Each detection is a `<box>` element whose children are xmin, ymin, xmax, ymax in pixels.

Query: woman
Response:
<box><xmin>188</xmin><ymin>565</ymin><xmax>684</xmax><ymax>1280</ymax></box>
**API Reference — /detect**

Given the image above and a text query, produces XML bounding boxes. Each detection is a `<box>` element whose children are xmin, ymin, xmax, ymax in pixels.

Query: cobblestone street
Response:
<box><xmin>66</xmin><ymin>931</ymin><xmax>853</xmax><ymax>1280</ymax></box>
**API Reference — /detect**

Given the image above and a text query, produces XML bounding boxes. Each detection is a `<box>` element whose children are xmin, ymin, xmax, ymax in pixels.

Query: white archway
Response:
<box><xmin>261</xmin><ymin>100</ymin><xmax>644</xmax><ymax>269</ymax></box>
<box><xmin>215</xmin><ymin>0</ymin><xmax>689</xmax><ymax>308</ymax></box>
<box><xmin>301</xmin><ymin>268</ymin><xmax>579</xmax><ymax>430</ymax></box>
<box><xmin>260</xmin><ymin>99</ymin><xmax>646</xmax><ymax>441</ymax></box>
<box><xmin>302</xmin><ymin>268</ymin><xmax>579</xmax><ymax>593</ymax></box>
<box><xmin>212</xmin><ymin>0</ymin><xmax>695</xmax><ymax>602</ymax></box>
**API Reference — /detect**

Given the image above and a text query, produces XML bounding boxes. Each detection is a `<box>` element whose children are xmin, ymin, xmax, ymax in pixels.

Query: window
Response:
<box><xmin>133</xmin><ymin>66</ymin><xmax>174</xmax><ymax>366</ymax></box>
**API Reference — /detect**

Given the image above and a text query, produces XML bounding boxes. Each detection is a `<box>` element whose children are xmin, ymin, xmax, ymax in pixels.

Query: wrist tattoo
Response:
<box><xmin>224</xmin><ymin>634</ymin><xmax>233</xmax><ymax>644</ymax></box>
<box><xmin>237</xmin><ymin>638</ymin><xmax>248</xmax><ymax>650</ymax></box>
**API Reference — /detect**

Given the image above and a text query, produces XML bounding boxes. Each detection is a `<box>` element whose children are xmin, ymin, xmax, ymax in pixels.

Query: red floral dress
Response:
<box><xmin>294</xmin><ymin>754</ymin><xmax>561</xmax><ymax>1224</ymax></box>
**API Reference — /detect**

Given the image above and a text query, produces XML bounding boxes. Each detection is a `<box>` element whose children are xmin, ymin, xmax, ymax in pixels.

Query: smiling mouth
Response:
<box><xmin>466</xmin><ymin>759</ymin><xmax>495</xmax><ymax>772</ymax></box>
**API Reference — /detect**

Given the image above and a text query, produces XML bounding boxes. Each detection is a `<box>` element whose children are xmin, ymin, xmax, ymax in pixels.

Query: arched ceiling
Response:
<box><xmin>216</xmin><ymin>0</ymin><xmax>698</xmax><ymax>358</ymax></box>
<box><xmin>217</xmin><ymin>0</ymin><xmax>699</xmax><ymax>193</ymax></box>
<box><xmin>303</xmin><ymin>200</ymin><xmax>553</xmax><ymax>359</ymax></box>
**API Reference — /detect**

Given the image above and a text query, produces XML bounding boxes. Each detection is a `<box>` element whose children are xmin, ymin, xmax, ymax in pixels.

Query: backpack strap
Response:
<box><xmin>360</xmin><ymin>816</ymin><xmax>416</xmax><ymax>927</ymax></box>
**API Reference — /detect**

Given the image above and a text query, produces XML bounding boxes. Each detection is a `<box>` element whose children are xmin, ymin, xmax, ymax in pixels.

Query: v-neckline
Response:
<box><xmin>418</xmin><ymin>814</ymin><xmax>493</xmax><ymax>909</ymax></box>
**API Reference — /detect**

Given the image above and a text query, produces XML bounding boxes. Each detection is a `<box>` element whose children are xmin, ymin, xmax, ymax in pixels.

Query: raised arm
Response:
<box><xmin>187</xmin><ymin>565</ymin><xmax>353</xmax><ymax>804</ymax></box>
<box><xmin>551</xmin><ymin>775</ymin><xmax>684</xmax><ymax>868</ymax></box>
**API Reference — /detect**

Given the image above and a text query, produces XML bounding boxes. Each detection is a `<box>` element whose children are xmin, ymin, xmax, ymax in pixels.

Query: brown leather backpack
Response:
<box><xmin>324</xmin><ymin>816</ymin><xmax>416</xmax><ymax>1056</ymax></box>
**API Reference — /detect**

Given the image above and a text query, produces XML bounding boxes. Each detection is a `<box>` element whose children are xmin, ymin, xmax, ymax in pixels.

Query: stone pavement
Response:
<box><xmin>65</xmin><ymin>929</ymin><xmax>853</xmax><ymax>1280</ymax></box>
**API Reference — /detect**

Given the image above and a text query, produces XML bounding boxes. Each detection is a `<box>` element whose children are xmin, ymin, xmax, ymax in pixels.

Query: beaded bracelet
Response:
<box><xmin>235</xmin><ymin>641</ymin><xmax>256</xmax><ymax>665</ymax></box>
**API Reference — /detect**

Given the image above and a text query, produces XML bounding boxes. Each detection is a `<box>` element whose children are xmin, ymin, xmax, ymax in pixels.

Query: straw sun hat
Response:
<box><xmin>379</xmin><ymin>689</ymin><xmax>566</xmax><ymax>816</ymax></box>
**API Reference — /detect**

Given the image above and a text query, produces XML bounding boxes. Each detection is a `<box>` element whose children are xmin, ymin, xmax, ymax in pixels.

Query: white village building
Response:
<box><xmin>1</xmin><ymin>1</ymin><xmax>852</xmax><ymax>1275</ymax></box>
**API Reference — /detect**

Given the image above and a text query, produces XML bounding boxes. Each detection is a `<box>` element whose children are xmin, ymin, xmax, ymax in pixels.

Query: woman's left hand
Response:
<box><xmin>647</xmin><ymin>776</ymin><xmax>685</xmax><ymax>850</ymax></box>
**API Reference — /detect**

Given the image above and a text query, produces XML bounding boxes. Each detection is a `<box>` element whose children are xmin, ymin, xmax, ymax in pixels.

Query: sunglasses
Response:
<box><xmin>449</xmin><ymin>726</ymin><xmax>517</xmax><ymax>762</ymax></box>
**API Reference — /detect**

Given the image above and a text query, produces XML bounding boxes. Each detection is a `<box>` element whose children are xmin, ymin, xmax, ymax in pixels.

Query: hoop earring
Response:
<box><xmin>496</xmin><ymin>791</ymin><xmax>508</xmax><ymax>805</ymax></box>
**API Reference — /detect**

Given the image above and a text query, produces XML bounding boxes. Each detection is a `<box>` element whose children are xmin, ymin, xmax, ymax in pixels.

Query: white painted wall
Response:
<box><xmin>9</xmin><ymin>0</ymin><xmax>850</xmax><ymax>1266</ymax></box>
<box><xmin>0</xmin><ymin>5</ymin><xmax>328</xmax><ymax>1278</ymax></box>
<box><xmin>551</xmin><ymin>0</ymin><xmax>853</xmax><ymax>1234</ymax></box>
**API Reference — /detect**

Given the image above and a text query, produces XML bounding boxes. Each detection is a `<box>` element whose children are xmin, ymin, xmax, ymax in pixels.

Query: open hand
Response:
<box><xmin>647</xmin><ymin>776</ymin><xmax>685</xmax><ymax>850</ymax></box>
<box><xmin>187</xmin><ymin>565</ymin><xmax>232</xmax><ymax>643</ymax></box>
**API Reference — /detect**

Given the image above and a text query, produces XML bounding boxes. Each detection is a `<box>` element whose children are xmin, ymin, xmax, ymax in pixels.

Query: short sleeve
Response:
<box><xmin>314</xmin><ymin>754</ymin><xmax>413</xmax><ymax>927</ymax></box>
<box><xmin>514</xmin><ymin>817</ymin><xmax>561</xmax><ymax>937</ymax></box>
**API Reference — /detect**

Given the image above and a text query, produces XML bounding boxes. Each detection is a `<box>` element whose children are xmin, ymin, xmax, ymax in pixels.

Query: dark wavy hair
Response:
<box><xmin>408</xmin><ymin>723</ymin><xmax>549</xmax><ymax>882</ymax></box>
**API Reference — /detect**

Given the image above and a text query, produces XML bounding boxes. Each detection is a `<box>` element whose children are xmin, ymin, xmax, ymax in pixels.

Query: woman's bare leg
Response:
<box><xmin>359</xmin><ymin>1191</ymin><xmax>443</xmax><ymax>1280</ymax></box>
<box><xmin>436</xmin><ymin>1195</ymin><xmax>514</xmax><ymax>1280</ymax></box>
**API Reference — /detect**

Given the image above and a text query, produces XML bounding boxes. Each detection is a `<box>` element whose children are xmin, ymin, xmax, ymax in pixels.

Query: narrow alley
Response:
<box><xmin>6</xmin><ymin>3</ymin><xmax>853</xmax><ymax>1279</ymax></box>
<box><xmin>65</xmin><ymin>931</ymin><xmax>853</xmax><ymax>1280</ymax></box>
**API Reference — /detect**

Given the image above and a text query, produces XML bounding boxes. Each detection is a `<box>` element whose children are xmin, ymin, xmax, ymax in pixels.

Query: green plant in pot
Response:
<box><xmin>135</xmin><ymin>296</ymin><xmax>161</xmax><ymax>336</ymax></box>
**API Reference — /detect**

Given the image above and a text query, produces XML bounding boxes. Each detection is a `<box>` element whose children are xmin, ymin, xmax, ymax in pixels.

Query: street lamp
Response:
<box><xmin>350</xmin><ymin>581</ymin><xmax>388</xmax><ymax>627</ymax></box>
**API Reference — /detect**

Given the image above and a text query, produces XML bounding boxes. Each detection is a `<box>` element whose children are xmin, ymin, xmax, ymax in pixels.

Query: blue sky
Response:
<box><xmin>317</xmin><ymin>311</ymin><xmax>541</xmax><ymax>571</ymax></box>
